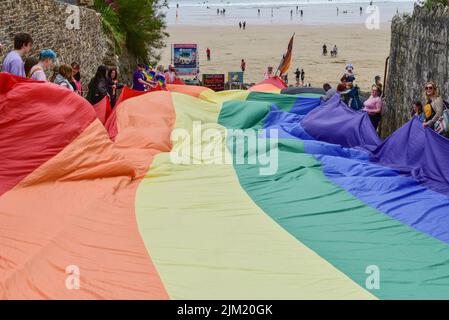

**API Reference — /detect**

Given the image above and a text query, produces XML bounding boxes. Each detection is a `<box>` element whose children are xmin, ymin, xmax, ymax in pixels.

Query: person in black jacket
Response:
<box><xmin>87</xmin><ymin>65</ymin><xmax>109</xmax><ymax>105</ymax></box>
<box><xmin>107</xmin><ymin>68</ymin><xmax>124</xmax><ymax>109</ymax></box>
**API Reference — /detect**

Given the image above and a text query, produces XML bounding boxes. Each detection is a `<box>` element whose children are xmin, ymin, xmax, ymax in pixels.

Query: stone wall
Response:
<box><xmin>0</xmin><ymin>0</ymin><xmax>124</xmax><ymax>93</ymax></box>
<box><xmin>382</xmin><ymin>3</ymin><xmax>449</xmax><ymax>137</ymax></box>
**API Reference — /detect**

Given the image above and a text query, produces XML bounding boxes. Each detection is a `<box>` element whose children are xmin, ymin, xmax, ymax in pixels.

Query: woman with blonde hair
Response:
<box><xmin>54</xmin><ymin>64</ymin><xmax>74</xmax><ymax>91</ymax></box>
<box><xmin>423</xmin><ymin>81</ymin><xmax>444</xmax><ymax>129</ymax></box>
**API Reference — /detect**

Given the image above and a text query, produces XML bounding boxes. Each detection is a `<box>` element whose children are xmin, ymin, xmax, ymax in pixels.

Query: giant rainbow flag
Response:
<box><xmin>1</xmin><ymin>73</ymin><xmax>449</xmax><ymax>299</ymax></box>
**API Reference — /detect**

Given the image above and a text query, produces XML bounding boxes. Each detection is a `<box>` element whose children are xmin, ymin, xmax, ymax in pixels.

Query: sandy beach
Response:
<box><xmin>160</xmin><ymin>23</ymin><xmax>392</xmax><ymax>90</ymax></box>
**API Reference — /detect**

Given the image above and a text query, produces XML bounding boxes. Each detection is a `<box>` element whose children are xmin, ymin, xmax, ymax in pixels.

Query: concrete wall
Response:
<box><xmin>383</xmin><ymin>3</ymin><xmax>449</xmax><ymax>137</ymax></box>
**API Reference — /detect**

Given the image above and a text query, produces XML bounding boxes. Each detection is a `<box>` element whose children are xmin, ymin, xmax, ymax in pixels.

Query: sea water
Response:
<box><xmin>165</xmin><ymin>0</ymin><xmax>415</xmax><ymax>25</ymax></box>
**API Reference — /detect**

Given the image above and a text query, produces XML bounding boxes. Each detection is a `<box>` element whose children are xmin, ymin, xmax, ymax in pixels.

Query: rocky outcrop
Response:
<box><xmin>383</xmin><ymin>3</ymin><xmax>449</xmax><ymax>137</ymax></box>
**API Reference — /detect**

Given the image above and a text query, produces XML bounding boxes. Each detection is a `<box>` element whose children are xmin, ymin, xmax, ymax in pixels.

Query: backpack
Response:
<box><xmin>434</xmin><ymin>100</ymin><xmax>449</xmax><ymax>134</ymax></box>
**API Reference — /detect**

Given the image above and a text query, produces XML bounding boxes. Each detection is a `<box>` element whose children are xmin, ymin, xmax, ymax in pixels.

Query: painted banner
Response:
<box><xmin>202</xmin><ymin>74</ymin><xmax>225</xmax><ymax>91</ymax></box>
<box><xmin>172</xmin><ymin>44</ymin><xmax>198</xmax><ymax>76</ymax></box>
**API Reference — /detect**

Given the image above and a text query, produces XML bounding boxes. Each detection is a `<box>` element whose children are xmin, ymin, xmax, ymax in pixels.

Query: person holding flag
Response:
<box><xmin>133</xmin><ymin>63</ymin><xmax>155</xmax><ymax>92</ymax></box>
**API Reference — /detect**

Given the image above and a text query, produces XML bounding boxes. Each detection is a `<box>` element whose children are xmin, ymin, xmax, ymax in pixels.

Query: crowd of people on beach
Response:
<box><xmin>1</xmin><ymin>33</ymin><xmax>183</xmax><ymax>109</ymax></box>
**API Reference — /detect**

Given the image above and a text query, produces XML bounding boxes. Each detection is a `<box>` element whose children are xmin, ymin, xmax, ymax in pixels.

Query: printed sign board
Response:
<box><xmin>202</xmin><ymin>74</ymin><xmax>225</xmax><ymax>91</ymax></box>
<box><xmin>172</xmin><ymin>44</ymin><xmax>198</xmax><ymax>76</ymax></box>
<box><xmin>228</xmin><ymin>71</ymin><xmax>244</xmax><ymax>83</ymax></box>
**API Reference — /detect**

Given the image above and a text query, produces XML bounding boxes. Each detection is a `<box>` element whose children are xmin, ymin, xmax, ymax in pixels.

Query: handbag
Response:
<box><xmin>434</xmin><ymin>100</ymin><xmax>449</xmax><ymax>134</ymax></box>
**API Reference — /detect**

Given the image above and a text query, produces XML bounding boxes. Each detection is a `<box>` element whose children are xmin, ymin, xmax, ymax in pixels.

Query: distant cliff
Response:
<box><xmin>382</xmin><ymin>3</ymin><xmax>449</xmax><ymax>137</ymax></box>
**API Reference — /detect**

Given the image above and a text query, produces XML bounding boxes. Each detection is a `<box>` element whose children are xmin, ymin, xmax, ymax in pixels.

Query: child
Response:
<box><xmin>411</xmin><ymin>101</ymin><xmax>425</xmax><ymax>123</ymax></box>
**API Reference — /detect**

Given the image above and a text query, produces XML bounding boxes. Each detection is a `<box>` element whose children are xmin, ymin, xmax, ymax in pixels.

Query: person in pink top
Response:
<box><xmin>363</xmin><ymin>84</ymin><xmax>383</xmax><ymax>130</ymax></box>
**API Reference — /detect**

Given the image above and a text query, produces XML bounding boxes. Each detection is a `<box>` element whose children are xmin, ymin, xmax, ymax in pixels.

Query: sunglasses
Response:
<box><xmin>425</xmin><ymin>86</ymin><xmax>434</xmax><ymax>90</ymax></box>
